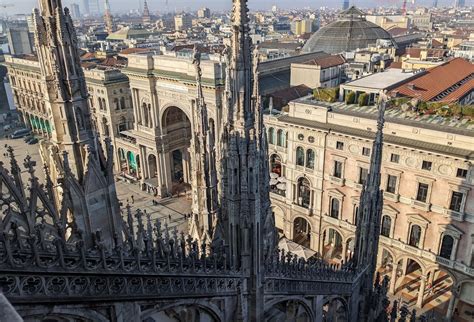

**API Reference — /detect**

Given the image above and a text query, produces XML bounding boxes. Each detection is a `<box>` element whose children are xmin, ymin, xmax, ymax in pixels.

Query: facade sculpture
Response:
<box><xmin>0</xmin><ymin>0</ymin><xmax>404</xmax><ymax>321</ymax></box>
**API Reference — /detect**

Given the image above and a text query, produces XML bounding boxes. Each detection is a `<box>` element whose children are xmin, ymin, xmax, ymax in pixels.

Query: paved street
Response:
<box><xmin>0</xmin><ymin>129</ymin><xmax>192</xmax><ymax>235</ymax></box>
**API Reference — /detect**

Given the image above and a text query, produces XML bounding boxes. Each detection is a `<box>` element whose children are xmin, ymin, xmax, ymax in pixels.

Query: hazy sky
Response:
<box><xmin>3</xmin><ymin>0</ymin><xmax>470</xmax><ymax>15</ymax></box>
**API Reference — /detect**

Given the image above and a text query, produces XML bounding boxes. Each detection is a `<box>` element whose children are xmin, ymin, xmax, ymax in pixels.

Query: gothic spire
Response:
<box><xmin>189</xmin><ymin>46</ymin><xmax>219</xmax><ymax>243</ymax></box>
<box><xmin>31</xmin><ymin>0</ymin><xmax>123</xmax><ymax>248</ymax></box>
<box><xmin>227</xmin><ymin>0</ymin><xmax>253</xmax><ymax>128</ymax></box>
<box><xmin>353</xmin><ymin>92</ymin><xmax>388</xmax><ymax>319</ymax></box>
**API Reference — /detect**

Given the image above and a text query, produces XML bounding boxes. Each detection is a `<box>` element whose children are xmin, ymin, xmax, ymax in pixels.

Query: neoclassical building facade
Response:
<box><xmin>116</xmin><ymin>54</ymin><xmax>226</xmax><ymax>195</ymax></box>
<box><xmin>264</xmin><ymin>97</ymin><xmax>474</xmax><ymax>321</ymax></box>
<box><xmin>3</xmin><ymin>55</ymin><xmax>135</xmax><ymax>168</ymax></box>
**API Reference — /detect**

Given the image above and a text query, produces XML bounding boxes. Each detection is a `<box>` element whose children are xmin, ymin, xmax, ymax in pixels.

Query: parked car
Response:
<box><xmin>24</xmin><ymin>134</ymin><xmax>35</xmax><ymax>143</ymax></box>
<box><xmin>3</xmin><ymin>125</ymin><xmax>11</xmax><ymax>131</ymax></box>
<box><xmin>28</xmin><ymin>138</ymin><xmax>39</xmax><ymax>145</ymax></box>
<box><xmin>11</xmin><ymin>129</ymin><xmax>30</xmax><ymax>139</ymax></box>
<box><xmin>10</xmin><ymin>128</ymin><xmax>30</xmax><ymax>139</ymax></box>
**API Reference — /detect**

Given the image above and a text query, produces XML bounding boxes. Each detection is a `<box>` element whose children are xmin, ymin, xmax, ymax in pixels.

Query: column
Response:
<box><xmin>416</xmin><ymin>276</ymin><xmax>426</xmax><ymax>308</ymax></box>
<box><xmin>389</xmin><ymin>262</ymin><xmax>398</xmax><ymax>294</ymax></box>
<box><xmin>450</xmin><ymin>239</ymin><xmax>458</xmax><ymax>261</ymax></box>
<box><xmin>428</xmin><ymin>270</ymin><xmax>435</xmax><ymax>286</ymax></box>
<box><xmin>445</xmin><ymin>288</ymin><xmax>458</xmax><ymax>321</ymax></box>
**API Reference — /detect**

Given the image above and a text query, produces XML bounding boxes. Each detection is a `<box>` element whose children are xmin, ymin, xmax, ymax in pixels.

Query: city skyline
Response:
<box><xmin>1</xmin><ymin>0</ymin><xmax>471</xmax><ymax>15</ymax></box>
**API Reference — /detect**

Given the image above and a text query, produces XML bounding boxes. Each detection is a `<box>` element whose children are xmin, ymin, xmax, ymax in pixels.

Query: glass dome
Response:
<box><xmin>302</xmin><ymin>7</ymin><xmax>395</xmax><ymax>54</ymax></box>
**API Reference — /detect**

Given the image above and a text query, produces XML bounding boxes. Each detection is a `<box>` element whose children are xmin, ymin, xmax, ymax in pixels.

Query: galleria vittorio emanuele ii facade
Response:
<box><xmin>1</xmin><ymin>0</ymin><xmax>472</xmax><ymax>321</ymax></box>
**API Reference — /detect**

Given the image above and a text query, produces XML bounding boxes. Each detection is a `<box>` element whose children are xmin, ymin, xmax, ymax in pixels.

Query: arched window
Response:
<box><xmin>270</xmin><ymin>154</ymin><xmax>282</xmax><ymax>176</ymax></box>
<box><xmin>439</xmin><ymin>235</ymin><xmax>454</xmax><ymax>259</ymax></box>
<box><xmin>381</xmin><ymin>215</ymin><xmax>392</xmax><ymax>237</ymax></box>
<box><xmin>114</xmin><ymin>98</ymin><xmax>119</xmax><ymax>110</ymax></box>
<box><xmin>296</xmin><ymin>147</ymin><xmax>305</xmax><ymax>166</ymax></box>
<box><xmin>297</xmin><ymin>178</ymin><xmax>311</xmax><ymax>208</ymax></box>
<box><xmin>268</xmin><ymin>127</ymin><xmax>275</xmax><ymax>145</ymax></box>
<box><xmin>306</xmin><ymin>149</ymin><xmax>315</xmax><ymax>169</ymax></box>
<box><xmin>120</xmin><ymin>97</ymin><xmax>126</xmax><ymax>109</ymax></box>
<box><xmin>98</xmin><ymin>98</ymin><xmax>103</xmax><ymax>110</ymax></box>
<box><xmin>102</xmin><ymin>98</ymin><xmax>107</xmax><ymax>111</ymax></box>
<box><xmin>330</xmin><ymin>198</ymin><xmax>340</xmax><ymax>219</ymax></box>
<box><xmin>102</xmin><ymin>118</ymin><xmax>110</xmax><ymax>136</ymax></box>
<box><xmin>277</xmin><ymin>129</ymin><xmax>285</xmax><ymax>147</ymax></box>
<box><xmin>118</xmin><ymin>116</ymin><xmax>127</xmax><ymax>132</ymax></box>
<box><xmin>409</xmin><ymin>224</ymin><xmax>422</xmax><ymax>248</ymax></box>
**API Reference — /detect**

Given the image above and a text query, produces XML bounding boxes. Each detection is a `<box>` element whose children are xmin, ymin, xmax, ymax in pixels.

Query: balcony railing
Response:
<box><xmin>411</xmin><ymin>199</ymin><xmax>431</xmax><ymax>211</ymax></box>
<box><xmin>329</xmin><ymin>176</ymin><xmax>345</xmax><ymax>186</ymax></box>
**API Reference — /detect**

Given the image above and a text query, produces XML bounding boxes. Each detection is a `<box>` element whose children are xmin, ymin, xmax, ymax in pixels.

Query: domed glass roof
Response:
<box><xmin>302</xmin><ymin>7</ymin><xmax>395</xmax><ymax>54</ymax></box>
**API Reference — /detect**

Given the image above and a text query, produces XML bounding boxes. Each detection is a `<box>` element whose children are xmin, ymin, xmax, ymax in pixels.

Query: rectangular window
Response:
<box><xmin>359</xmin><ymin>168</ymin><xmax>368</xmax><ymax>185</ymax></box>
<box><xmin>362</xmin><ymin>147</ymin><xmax>371</xmax><ymax>156</ymax></box>
<box><xmin>422</xmin><ymin>161</ymin><xmax>432</xmax><ymax>171</ymax></box>
<box><xmin>416</xmin><ymin>183</ymin><xmax>429</xmax><ymax>202</ymax></box>
<box><xmin>456</xmin><ymin>168</ymin><xmax>468</xmax><ymax>179</ymax></box>
<box><xmin>390</xmin><ymin>153</ymin><xmax>400</xmax><ymax>163</ymax></box>
<box><xmin>386</xmin><ymin>175</ymin><xmax>397</xmax><ymax>194</ymax></box>
<box><xmin>336</xmin><ymin>141</ymin><xmax>344</xmax><ymax>150</ymax></box>
<box><xmin>449</xmin><ymin>191</ymin><xmax>464</xmax><ymax>212</ymax></box>
<box><xmin>334</xmin><ymin>161</ymin><xmax>343</xmax><ymax>178</ymax></box>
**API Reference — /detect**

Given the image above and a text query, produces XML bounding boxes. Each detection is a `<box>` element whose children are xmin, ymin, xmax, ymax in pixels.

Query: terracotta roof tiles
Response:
<box><xmin>303</xmin><ymin>54</ymin><xmax>346</xmax><ymax>68</ymax></box>
<box><xmin>390</xmin><ymin>58</ymin><xmax>474</xmax><ymax>102</ymax></box>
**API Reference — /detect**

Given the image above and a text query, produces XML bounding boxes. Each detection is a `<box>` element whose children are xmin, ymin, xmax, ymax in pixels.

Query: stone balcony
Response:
<box><xmin>329</xmin><ymin>176</ymin><xmax>345</xmax><ymax>186</ymax></box>
<box><xmin>384</xmin><ymin>192</ymin><xmax>400</xmax><ymax>203</ymax></box>
<box><xmin>411</xmin><ymin>199</ymin><xmax>431</xmax><ymax>212</ymax></box>
<box><xmin>443</xmin><ymin>208</ymin><xmax>465</xmax><ymax>222</ymax></box>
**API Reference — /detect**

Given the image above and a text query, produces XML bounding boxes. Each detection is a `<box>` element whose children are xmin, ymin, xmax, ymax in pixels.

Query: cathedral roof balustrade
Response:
<box><xmin>0</xmin><ymin>146</ymin><xmax>364</xmax><ymax>304</ymax></box>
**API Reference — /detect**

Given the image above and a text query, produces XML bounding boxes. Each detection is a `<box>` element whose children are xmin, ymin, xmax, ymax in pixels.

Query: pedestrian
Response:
<box><xmin>131</xmin><ymin>195</ymin><xmax>135</xmax><ymax>204</ymax></box>
<box><xmin>168</xmin><ymin>214</ymin><xmax>171</xmax><ymax>221</ymax></box>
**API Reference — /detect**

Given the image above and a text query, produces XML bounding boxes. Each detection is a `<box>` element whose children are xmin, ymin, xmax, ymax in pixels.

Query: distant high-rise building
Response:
<box><xmin>174</xmin><ymin>13</ymin><xmax>192</xmax><ymax>31</ymax></box>
<box><xmin>25</xmin><ymin>15</ymin><xmax>35</xmax><ymax>33</ymax></box>
<box><xmin>142</xmin><ymin>0</ymin><xmax>151</xmax><ymax>24</ymax></box>
<box><xmin>343</xmin><ymin>0</ymin><xmax>350</xmax><ymax>10</ymax></box>
<box><xmin>291</xmin><ymin>18</ymin><xmax>314</xmax><ymax>36</ymax></box>
<box><xmin>455</xmin><ymin>0</ymin><xmax>465</xmax><ymax>8</ymax></box>
<box><xmin>82</xmin><ymin>0</ymin><xmax>90</xmax><ymax>15</ymax></box>
<box><xmin>272</xmin><ymin>5</ymin><xmax>278</xmax><ymax>13</ymax></box>
<box><xmin>88</xmin><ymin>0</ymin><xmax>101</xmax><ymax>16</ymax></box>
<box><xmin>6</xmin><ymin>26</ymin><xmax>34</xmax><ymax>55</ymax></box>
<box><xmin>197</xmin><ymin>7</ymin><xmax>211</xmax><ymax>19</ymax></box>
<box><xmin>70</xmin><ymin>3</ymin><xmax>81</xmax><ymax>19</ymax></box>
<box><xmin>432</xmin><ymin>0</ymin><xmax>438</xmax><ymax>8</ymax></box>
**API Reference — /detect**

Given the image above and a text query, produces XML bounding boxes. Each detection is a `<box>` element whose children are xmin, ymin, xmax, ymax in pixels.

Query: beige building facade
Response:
<box><xmin>3</xmin><ymin>55</ymin><xmax>135</xmax><ymax>173</ymax></box>
<box><xmin>117</xmin><ymin>53</ymin><xmax>225</xmax><ymax>195</ymax></box>
<box><xmin>84</xmin><ymin>67</ymin><xmax>134</xmax><ymax>168</ymax></box>
<box><xmin>265</xmin><ymin>97</ymin><xmax>474</xmax><ymax>321</ymax></box>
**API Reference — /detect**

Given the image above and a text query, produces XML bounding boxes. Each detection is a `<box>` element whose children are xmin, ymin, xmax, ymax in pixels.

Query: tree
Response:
<box><xmin>345</xmin><ymin>91</ymin><xmax>356</xmax><ymax>104</ymax></box>
<box><xmin>358</xmin><ymin>93</ymin><xmax>369</xmax><ymax>106</ymax></box>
